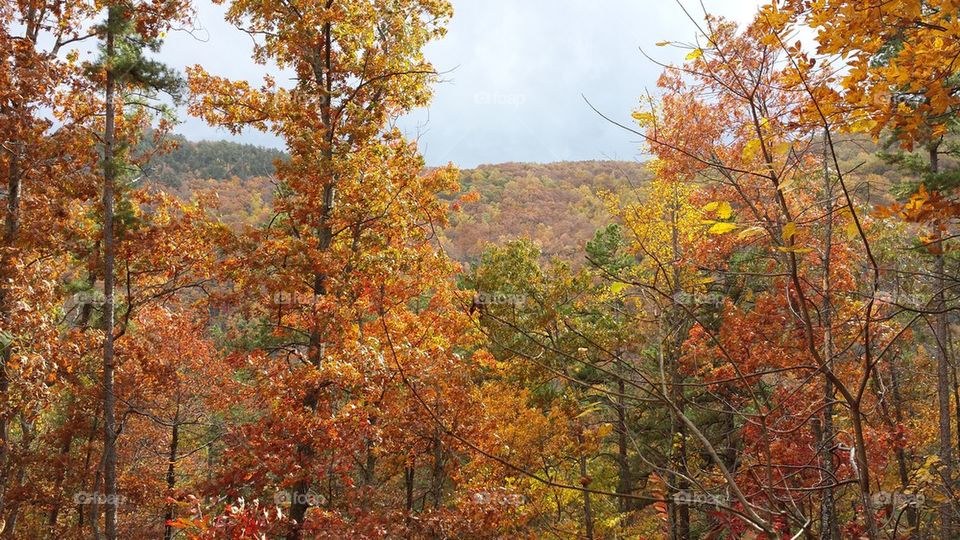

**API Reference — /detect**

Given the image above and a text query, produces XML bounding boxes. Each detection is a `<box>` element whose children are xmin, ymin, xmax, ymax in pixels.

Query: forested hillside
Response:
<box><xmin>144</xmin><ymin>141</ymin><xmax>652</xmax><ymax>261</ymax></box>
<box><xmin>441</xmin><ymin>161</ymin><xmax>649</xmax><ymax>262</ymax></box>
<box><xmin>142</xmin><ymin>134</ymin><xmax>287</xmax><ymax>188</ymax></box>
<box><xmin>150</xmin><ymin>136</ymin><xmax>905</xmax><ymax>264</ymax></box>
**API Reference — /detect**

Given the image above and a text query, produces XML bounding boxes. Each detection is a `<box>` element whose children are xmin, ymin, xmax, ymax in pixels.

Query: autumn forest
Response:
<box><xmin>3</xmin><ymin>0</ymin><xmax>960</xmax><ymax>538</ymax></box>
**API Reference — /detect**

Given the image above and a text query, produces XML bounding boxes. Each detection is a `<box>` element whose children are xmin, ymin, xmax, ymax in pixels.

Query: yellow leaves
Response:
<box><xmin>845</xmin><ymin>220</ymin><xmax>860</xmax><ymax>241</ymax></box>
<box><xmin>759</xmin><ymin>32</ymin><xmax>781</xmax><ymax>47</ymax></box>
<box><xmin>703</xmin><ymin>201</ymin><xmax>735</xmax><ymax>234</ymax></box>
<box><xmin>906</xmin><ymin>184</ymin><xmax>929</xmax><ymax>212</ymax></box>
<box><xmin>848</xmin><ymin>117</ymin><xmax>878</xmax><ymax>133</ymax></box>
<box><xmin>593</xmin><ymin>422</ymin><xmax>614</xmax><ymax>441</ymax></box>
<box><xmin>795</xmin><ymin>0</ymin><xmax>957</xmax><ymax>145</ymax></box>
<box><xmin>737</xmin><ymin>226</ymin><xmax>765</xmax><ymax>239</ymax></box>
<box><xmin>685</xmin><ymin>48</ymin><xmax>704</xmax><ymax>61</ymax></box>
<box><xmin>632</xmin><ymin>111</ymin><xmax>656</xmax><ymax>126</ymax></box>
<box><xmin>915</xmin><ymin>455</ymin><xmax>942</xmax><ymax>487</ymax></box>
<box><xmin>703</xmin><ymin>201</ymin><xmax>733</xmax><ymax>219</ymax></box>
<box><xmin>609</xmin><ymin>281</ymin><xmax>630</xmax><ymax>294</ymax></box>
<box><xmin>576</xmin><ymin>403</ymin><xmax>604</xmax><ymax>418</ymax></box>
<box><xmin>928</xmin><ymin>86</ymin><xmax>953</xmax><ymax>115</ymax></box>
<box><xmin>777</xmin><ymin>221</ymin><xmax>811</xmax><ymax>253</ymax></box>
<box><xmin>777</xmin><ymin>176</ymin><xmax>798</xmax><ymax>193</ymax></box>
<box><xmin>742</xmin><ymin>138</ymin><xmax>762</xmax><ymax>161</ymax></box>
<box><xmin>915</xmin><ymin>182</ymin><xmax>929</xmax><ymax>201</ymax></box>
<box><xmin>781</xmin><ymin>221</ymin><xmax>797</xmax><ymax>243</ymax></box>
<box><xmin>716</xmin><ymin>202</ymin><xmax>733</xmax><ymax>219</ymax></box>
<box><xmin>707</xmin><ymin>222</ymin><xmax>737</xmax><ymax>235</ymax></box>
<box><xmin>473</xmin><ymin>350</ymin><xmax>500</xmax><ymax>370</ymax></box>
<box><xmin>758</xmin><ymin>1</ymin><xmax>792</xmax><ymax>31</ymax></box>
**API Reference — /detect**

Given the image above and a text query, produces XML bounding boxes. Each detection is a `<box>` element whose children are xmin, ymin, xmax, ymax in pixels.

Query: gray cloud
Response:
<box><xmin>163</xmin><ymin>0</ymin><xmax>762</xmax><ymax>167</ymax></box>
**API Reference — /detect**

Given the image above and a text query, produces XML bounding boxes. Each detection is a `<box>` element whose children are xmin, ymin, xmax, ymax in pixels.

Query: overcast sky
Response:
<box><xmin>162</xmin><ymin>0</ymin><xmax>763</xmax><ymax>168</ymax></box>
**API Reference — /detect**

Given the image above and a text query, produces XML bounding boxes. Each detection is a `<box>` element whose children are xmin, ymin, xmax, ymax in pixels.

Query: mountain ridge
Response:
<box><xmin>144</xmin><ymin>136</ymin><xmax>652</xmax><ymax>261</ymax></box>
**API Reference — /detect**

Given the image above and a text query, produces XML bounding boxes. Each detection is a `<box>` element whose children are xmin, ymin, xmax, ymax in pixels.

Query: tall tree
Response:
<box><xmin>89</xmin><ymin>2</ymin><xmax>188</xmax><ymax>537</ymax></box>
<box><xmin>184</xmin><ymin>1</ymin><xmax>514</xmax><ymax>537</ymax></box>
<box><xmin>0</xmin><ymin>0</ymin><xmax>98</xmax><ymax>532</ymax></box>
<box><xmin>782</xmin><ymin>1</ymin><xmax>960</xmax><ymax>535</ymax></box>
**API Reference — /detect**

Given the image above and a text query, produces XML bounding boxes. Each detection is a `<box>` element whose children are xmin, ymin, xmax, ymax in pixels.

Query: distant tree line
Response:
<box><xmin>139</xmin><ymin>133</ymin><xmax>287</xmax><ymax>187</ymax></box>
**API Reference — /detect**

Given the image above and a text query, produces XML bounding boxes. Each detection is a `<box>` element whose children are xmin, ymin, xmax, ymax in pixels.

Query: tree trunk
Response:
<box><xmin>76</xmin><ymin>403</ymin><xmax>100</xmax><ymax>531</ymax></box>
<box><xmin>90</xmin><ymin>457</ymin><xmax>103</xmax><ymax>540</ymax></box>
<box><xmin>851</xmin><ymin>407</ymin><xmax>879</xmax><ymax>539</ymax></box>
<box><xmin>670</xmin><ymin>387</ymin><xmax>690</xmax><ymax>540</ymax></box>
<box><xmin>287</xmin><ymin>14</ymin><xmax>335</xmax><ymax>538</ymax></box>
<box><xmin>163</xmin><ymin>420</ymin><xmax>179</xmax><ymax>540</ymax></box>
<box><xmin>101</xmin><ymin>8</ymin><xmax>119</xmax><ymax>539</ymax></box>
<box><xmin>46</xmin><ymin>414</ymin><xmax>76</xmax><ymax>535</ymax></box>
<box><xmin>0</xmin><ymin>138</ymin><xmax>21</xmax><ymax>525</ymax></box>
<box><xmin>404</xmin><ymin>464</ymin><xmax>414</xmax><ymax>534</ymax></box>
<box><xmin>668</xmin><ymin>188</ymin><xmax>690</xmax><ymax>540</ymax></box>
<box><xmin>361</xmin><ymin>416</ymin><xmax>377</xmax><ymax>512</ymax></box>
<box><xmin>930</xmin><ymin>143</ymin><xmax>954</xmax><ymax>539</ymax></box>
<box><xmin>889</xmin><ymin>354</ymin><xmax>918</xmax><ymax>533</ymax></box>
<box><xmin>430</xmin><ymin>436</ymin><xmax>444</xmax><ymax>509</ymax></box>
<box><xmin>2</xmin><ymin>415</ymin><xmax>32</xmax><ymax>539</ymax></box>
<box><xmin>615</xmin><ymin>353</ymin><xmax>633</xmax><ymax>521</ymax></box>
<box><xmin>819</xmin><ymin>129</ymin><xmax>839</xmax><ymax>540</ymax></box>
<box><xmin>579</xmin><ymin>442</ymin><xmax>594</xmax><ymax>540</ymax></box>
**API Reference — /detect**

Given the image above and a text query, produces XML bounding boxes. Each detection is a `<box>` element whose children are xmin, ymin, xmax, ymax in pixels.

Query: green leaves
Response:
<box><xmin>91</xmin><ymin>5</ymin><xmax>186</xmax><ymax>102</ymax></box>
